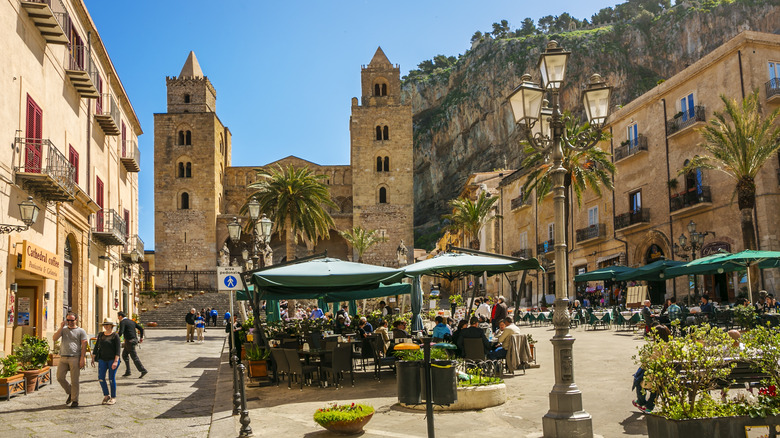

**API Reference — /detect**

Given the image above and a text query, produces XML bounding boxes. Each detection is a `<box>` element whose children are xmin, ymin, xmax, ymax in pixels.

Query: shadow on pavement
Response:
<box><xmin>620</xmin><ymin>412</ymin><xmax>648</xmax><ymax>435</ymax></box>
<box><xmin>185</xmin><ymin>357</ymin><xmax>221</xmax><ymax>368</ymax></box>
<box><xmin>155</xmin><ymin>367</ymin><xmax>219</xmax><ymax>419</ymax></box>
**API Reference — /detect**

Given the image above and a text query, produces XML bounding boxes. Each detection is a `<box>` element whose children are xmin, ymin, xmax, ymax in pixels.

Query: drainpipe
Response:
<box><xmin>661</xmin><ymin>98</ymin><xmax>677</xmax><ymax>300</ymax></box>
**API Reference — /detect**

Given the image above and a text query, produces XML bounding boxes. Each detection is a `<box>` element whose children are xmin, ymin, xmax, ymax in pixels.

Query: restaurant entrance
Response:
<box><xmin>12</xmin><ymin>286</ymin><xmax>39</xmax><ymax>345</ymax></box>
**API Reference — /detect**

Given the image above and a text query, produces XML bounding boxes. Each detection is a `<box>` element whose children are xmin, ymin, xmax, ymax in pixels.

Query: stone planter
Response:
<box><xmin>22</xmin><ymin>369</ymin><xmax>42</xmax><ymax>393</ymax></box>
<box><xmin>646</xmin><ymin>413</ymin><xmax>780</xmax><ymax>438</ymax></box>
<box><xmin>403</xmin><ymin>383</ymin><xmax>507</xmax><ymax>411</ymax></box>
<box><xmin>0</xmin><ymin>374</ymin><xmax>26</xmax><ymax>400</ymax></box>
<box><xmin>318</xmin><ymin>412</ymin><xmax>374</xmax><ymax>435</ymax></box>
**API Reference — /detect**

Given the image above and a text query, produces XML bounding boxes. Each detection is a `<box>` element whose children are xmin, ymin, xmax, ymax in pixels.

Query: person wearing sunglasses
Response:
<box><xmin>53</xmin><ymin>312</ymin><xmax>89</xmax><ymax>408</ymax></box>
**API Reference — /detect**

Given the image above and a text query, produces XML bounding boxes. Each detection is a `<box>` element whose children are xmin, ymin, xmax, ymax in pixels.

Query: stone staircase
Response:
<box><xmin>139</xmin><ymin>291</ymin><xmax>231</xmax><ymax>328</ymax></box>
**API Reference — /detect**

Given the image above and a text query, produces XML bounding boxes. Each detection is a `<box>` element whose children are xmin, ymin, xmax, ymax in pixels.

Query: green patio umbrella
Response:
<box><xmin>675</xmin><ymin>250</ymin><xmax>780</xmax><ymax>300</ymax></box>
<box><xmin>573</xmin><ymin>265</ymin><xmax>633</xmax><ymax>282</ymax></box>
<box><xmin>348</xmin><ymin>300</ymin><xmax>358</xmax><ymax>316</ymax></box>
<box><xmin>663</xmin><ymin>252</ymin><xmax>739</xmax><ymax>278</ymax></box>
<box><xmin>614</xmin><ymin>259</ymin><xmax>686</xmax><ymax>282</ymax></box>
<box><xmin>403</xmin><ymin>252</ymin><xmax>543</xmax><ymax>281</ymax></box>
<box><xmin>322</xmin><ymin>283</ymin><xmax>412</xmax><ymax>302</ymax></box>
<box><xmin>266</xmin><ymin>299</ymin><xmax>281</xmax><ymax>322</ymax></box>
<box><xmin>411</xmin><ymin>276</ymin><xmax>424</xmax><ymax>332</ymax></box>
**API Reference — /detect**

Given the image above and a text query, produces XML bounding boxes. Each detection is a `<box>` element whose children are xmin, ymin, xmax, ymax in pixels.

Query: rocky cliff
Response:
<box><xmin>405</xmin><ymin>1</ymin><xmax>780</xmax><ymax>246</ymax></box>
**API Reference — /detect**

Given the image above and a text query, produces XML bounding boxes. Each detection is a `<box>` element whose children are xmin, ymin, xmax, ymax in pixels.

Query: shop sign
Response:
<box><xmin>701</xmin><ymin>241</ymin><xmax>731</xmax><ymax>256</ymax></box>
<box><xmin>20</xmin><ymin>240</ymin><xmax>61</xmax><ymax>280</ymax></box>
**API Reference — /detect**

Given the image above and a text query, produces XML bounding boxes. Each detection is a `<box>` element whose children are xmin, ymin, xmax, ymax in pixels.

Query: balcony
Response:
<box><xmin>614</xmin><ymin>135</ymin><xmax>648</xmax><ymax>162</ymax></box>
<box><xmin>119</xmin><ymin>139</ymin><xmax>140</xmax><ymax>172</ymax></box>
<box><xmin>65</xmin><ymin>45</ymin><xmax>99</xmax><ymax>98</ymax></box>
<box><xmin>669</xmin><ymin>186</ymin><xmax>712</xmax><ymax>216</ymax></box>
<box><xmin>615</xmin><ymin>208</ymin><xmax>651</xmax><ymax>232</ymax></box>
<box><xmin>666</xmin><ymin>106</ymin><xmax>705</xmax><ymax>137</ymax></box>
<box><xmin>122</xmin><ymin>235</ymin><xmax>145</xmax><ymax>263</ymax></box>
<box><xmin>510</xmin><ymin>195</ymin><xmax>531</xmax><ymax>210</ymax></box>
<box><xmin>537</xmin><ymin>240</ymin><xmax>554</xmax><ymax>255</ymax></box>
<box><xmin>575</xmin><ymin>223</ymin><xmax>607</xmax><ymax>244</ymax></box>
<box><xmin>20</xmin><ymin>0</ymin><xmax>71</xmax><ymax>45</ymax></box>
<box><xmin>766</xmin><ymin>78</ymin><xmax>780</xmax><ymax>103</ymax></box>
<box><xmin>92</xmin><ymin>209</ymin><xmax>127</xmax><ymax>246</ymax></box>
<box><xmin>14</xmin><ymin>137</ymin><xmax>76</xmax><ymax>202</ymax></box>
<box><xmin>94</xmin><ymin>93</ymin><xmax>120</xmax><ymax>135</ymax></box>
<box><xmin>511</xmin><ymin>248</ymin><xmax>533</xmax><ymax>259</ymax></box>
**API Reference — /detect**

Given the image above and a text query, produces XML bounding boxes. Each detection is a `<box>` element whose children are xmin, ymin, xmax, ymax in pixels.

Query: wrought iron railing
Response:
<box><xmin>666</xmin><ymin>106</ymin><xmax>706</xmax><ymax>136</ymax></box>
<box><xmin>766</xmin><ymin>78</ymin><xmax>780</xmax><ymax>100</ymax></box>
<box><xmin>510</xmin><ymin>195</ymin><xmax>531</xmax><ymax>209</ymax></box>
<box><xmin>66</xmin><ymin>44</ymin><xmax>99</xmax><ymax>87</ymax></box>
<box><xmin>614</xmin><ymin>135</ymin><xmax>648</xmax><ymax>161</ymax></box>
<box><xmin>96</xmin><ymin>93</ymin><xmax>119</xmax><ymax>126</ymax></box>
<box><xmin>93</xmin><ymin>209</ymin><xmax>127</xmax><ymax>239</ymax></box>
<box><xmin>120</xmin><ymin>138</ymin><xmax>140</xmax><ymax>162</ymax></box>
<box><xmin>575</xmin><ymin>224</ymin><xmax>606</xmax><ymax>242</ymax></box>
<box><xmin>511</xmin><ymin>248</ymin><xmax>533</xmax><ymax>259</ymax></box>
<box><xmin>536</xmin><ymin>240</ymin><xmax>554</xmax><ymax>255</ymax></box>
<box><xmin>614</xmin><ymin>208</ymin><xmax>651</xmax><ymax>230</ymax></box>
<box><xmin>141</xmin><ymin>270</ymin><xmax>218</xmax><ymax>292</ymax></box>
<box><xmin>123</xmin><ymin>234</ymin><xmax>145</xmax><ymax>260</ymax></box>
<box><xmin>669</xmin><ymin>186</ymin><xmax>712</xmax><ymax>212</ymax></box>
<box><xmin>14</xmin><ymin>137</ymin><xmax>76</xmax><ymax>188</ymax></box>
<box><xmin>24</xmin><ymin>0</ymin><xmax>72</xmax><ymax>37</ymax></box>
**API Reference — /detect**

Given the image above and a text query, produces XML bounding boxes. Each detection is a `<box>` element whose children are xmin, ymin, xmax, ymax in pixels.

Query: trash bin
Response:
<box><xmin>397</xmin><ymin>360</ymin><xmax>422</xmax><ymax>404</ymax></box>
<box><xmin>421</xmin><ymin>359</ymin><xmax>458</xmax><ymax>405</ymax></box>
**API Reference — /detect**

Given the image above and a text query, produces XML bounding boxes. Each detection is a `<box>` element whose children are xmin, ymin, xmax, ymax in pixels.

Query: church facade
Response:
<box><xmin>153</xmin><ymin>48</ymin><xmax>413</xmax><ymax>274</ymax></box>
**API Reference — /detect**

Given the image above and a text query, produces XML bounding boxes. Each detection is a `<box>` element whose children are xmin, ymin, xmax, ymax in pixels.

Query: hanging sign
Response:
<box><xmin>218</xmin><ymin>266</ymin><xmax>243</xmax><ymax>291</ymax></box>
<box><xmin>20</xmin><ymin>240</ymin><xmax>60</xmax><ymax>280</ymax></box>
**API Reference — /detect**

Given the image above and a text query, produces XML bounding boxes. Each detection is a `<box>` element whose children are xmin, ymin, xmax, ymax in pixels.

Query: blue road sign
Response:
<box><xmin>224</xmin><ymin>276</ymin><xmax>238</xmax><ymax>289</ymax></box>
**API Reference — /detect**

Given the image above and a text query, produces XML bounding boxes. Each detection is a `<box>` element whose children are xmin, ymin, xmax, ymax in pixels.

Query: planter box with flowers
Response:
<box><xmin>313</xmin><ymin>403</ymin><xmax>374</xmax><ymax>435</ymax></box>
<box><xmin>638</xmin><ymin>323</ymin><xmax>780</xmax><ymax>438</ymax></box>
<box><xmin>0</xmin><ymin>354</ymin><xmax>25</xmax><ymax>400</ymax></box>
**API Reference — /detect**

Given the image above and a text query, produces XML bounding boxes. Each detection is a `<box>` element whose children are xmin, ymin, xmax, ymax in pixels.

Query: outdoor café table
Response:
<box><xmin>297</xmin><ymin>349</ymin><xmax>329</xmax><ymax>387</ymax></box>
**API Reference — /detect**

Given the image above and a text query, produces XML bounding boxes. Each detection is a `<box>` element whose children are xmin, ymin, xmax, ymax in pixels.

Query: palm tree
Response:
<box><xmin>339</xmin><ymin>226</ymin><xmax>387</xmax><ymax>262</ymax></box>
<box><xmin>442</xmin><ymin>191</ymin><xmax>501</xmax><ymax>250</ymax></box>
<box><xmin>247</xmin><ymin>164</ymin><xmax>337</xmax><ymax>262</ymax></box>
<box><xmin>683</xmin><ymin>90</ymin><xmax>780</xmax><ymax>293</ymax></box>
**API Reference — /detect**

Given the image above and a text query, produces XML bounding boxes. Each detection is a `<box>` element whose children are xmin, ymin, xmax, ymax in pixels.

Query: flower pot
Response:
<box><xmin>247</xmin><ymin>360</ymin><xmax>268</xmax><ymax>378</ymax></box>
<box><xmin>199</xmin><ymin>291</ymin><xmax>205</xmax><ymax>295</ymax></box>
<box><xmin>319</xmin><ymin>412</ymin><xmax>374</xmax><ymax>435</ymax></box>
<box><xmin>0</xmin><ymin>373</ymin><xmax>26</xmax><ymax>400</ymax></box>
<box><xmin>22</xmin><ymin>369</ymin><xmax>41</xmax><ymax>393</ymax></box>
<box><xmin>147</xmin><ymin>322</ymin><xmax>158</xmax><ymax>327</ymax></box>
<box><xmin>154</xmin><ymin>304</ymin><xmax>159</xmax><ymax>308</ymax></box>
<box><xmin>646</xmin><ymin>413</ymin><xmax>780</xmax><ymax>438</ymax></box>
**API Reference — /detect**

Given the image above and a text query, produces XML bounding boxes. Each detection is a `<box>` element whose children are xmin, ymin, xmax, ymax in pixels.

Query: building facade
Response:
<box><xmin>152</xmin><ymin>48</ymin><xmax>413</xmax><ymax>284</ymax></box>
<box><xmin>497</xmin><ymin>31</ymin><xmax>780</xmax><ymax>306</ymax></box>
<box><xmin>1</xmin><ymin>0</ymin><xmax>143</xmax><ymax>354</ymax></box>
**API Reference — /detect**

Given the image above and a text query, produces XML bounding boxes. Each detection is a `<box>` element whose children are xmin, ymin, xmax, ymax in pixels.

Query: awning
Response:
<box><xmin>573</xmin><ymin>265</ymin><xmax>634</xmax><ymax>282</ymax></box>
<box><xmin>615</xmin><ymin>259</ymin><xmax>686</xmax><ymax>282</ymax></box>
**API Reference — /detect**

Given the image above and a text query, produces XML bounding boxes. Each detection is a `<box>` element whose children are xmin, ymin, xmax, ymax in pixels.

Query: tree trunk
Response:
<box><xmin>737</xmin><ymin>179</ymin><xmax>759</xmax><ymax>301</ymax></box>
<box><xmin>285</xmin><ymin>216</ymin><xmax>295</xmax><ymax>262</ymax></box>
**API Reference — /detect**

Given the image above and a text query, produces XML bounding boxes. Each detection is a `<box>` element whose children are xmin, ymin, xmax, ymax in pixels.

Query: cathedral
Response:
<box><xmin>153</xmin><ymin>48</ymin><xmax>414</xmax><ymax>271</ymax></box>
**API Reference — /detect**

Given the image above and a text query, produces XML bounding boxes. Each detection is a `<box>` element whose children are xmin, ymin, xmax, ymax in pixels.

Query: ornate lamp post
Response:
<box><xmin>508</xmin><ymin>40</ymin><xmax>612</xmax><ymax>437</ymax></box>
<box><xmin>0</xmin><ymin>196</ymin><xmax>40</xmax><ymax>234</ymax></box>
<box><xmin>673</xmin><ymin>220</ymin><xmax>714</xmax><ymax>303</ymax></box>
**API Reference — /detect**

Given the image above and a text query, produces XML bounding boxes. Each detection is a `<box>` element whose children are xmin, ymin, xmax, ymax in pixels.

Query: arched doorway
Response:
<box><xmin>645</xmin><ymin>244</ymin><xmax>666</xmax><ymax>305</ymax></box>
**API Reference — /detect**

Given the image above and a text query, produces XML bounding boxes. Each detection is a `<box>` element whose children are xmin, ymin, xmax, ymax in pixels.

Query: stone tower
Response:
<box><xmin>153</xmin><ymin>52</ymin><xmax>231</xmax><ymax>271</ymax></box>
<box><xmin>350</xmin><ymin>48</ymin><xmax>414</xmax><ymax>266</ymax></box>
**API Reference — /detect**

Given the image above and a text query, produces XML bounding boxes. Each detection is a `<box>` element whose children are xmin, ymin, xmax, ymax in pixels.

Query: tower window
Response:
<box><xmin>186</xmin><ymin>162</ymin><xmax>192</xmax><ymax>178</ymax></box>
<box><xmin>178</xmin><ymin>130</ymin><xmax>184</xmax><ymax>145</ymax></box>
<box><xmin>374</xmin><ymin>84</ymin><xmax>381</xmax><ymax>96</ymax></box>
<box><xmin>178</xmin><ymin>162</ymin><xmax>184</xmax><ymax>178</ymax></box>
<box><xmin>374</xmin><ymin>82</ymin><xmax>388</xmax><ymax>96</ymax></box>
<box><xmin>382</xmin><ymin>84</ymin><xmax>387</xmax><ymax>96</ymax></box>
<box><xmin>185</xmin><ymin>130</ymin><xmax>191</xmax><ymax>145</ymax></box>
<box><xmin>376</xmin><ymin>157</ymin><xmax>382</xmax><ymax>172</ymax></box>
<box><xmin>383</xmin><ymin>126</ymin><xmax>389</xmax><ymax>140</ymax></box>
<box><xmin>376</xmin><ymin>126</ymin><xmax>382</xmax><ymax>141</ymax></box>
<box><xmin>184</xmin><ymin>94</ymin><xmax>190</xmax><ymax>103</ymax></box>
<box><xmin>384</xmin><ymin>156</ymin><xmax>389</xmax><ymax>172</ymax></box>
<box><xmin>180</xmin><ymin>192</ymin><xmax>190</xmax><ymax>210</ymax></box>
<box><xmin>379</xmin><ymin>187</ymin><xmax>387</xmax><ymax>204</ymax></box>
<box><xmin>177</xmin><ymin>161</ymin><xmax>192</xmax><ymax>178</ymax></box>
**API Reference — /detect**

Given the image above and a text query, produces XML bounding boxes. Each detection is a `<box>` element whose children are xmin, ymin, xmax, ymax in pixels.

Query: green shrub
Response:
<box><xmin>245</xmin><ymin>344</ymin><xmax>271</xmax><ymax>361</ymax></box>
<box><xmin>0</xmin><ymin>354</ymin><xmax>20</xmax><ymax>378</ymax></box>
<box><xmin>15</xmin><ymin>335</ymin><xmax>49</xmax><ymax>371</ymax></box>
<box><xmin>733</xmin><ymin>305</ymin><xmax>758</xmax><ymax>329</ymax></box>
<box><xmin>393</xmin><ymin>348</ymin><xmax>449</xmax><ymax>361</ymax></box>
<box><xmin>313</xmin><ymin>403</ymin><xmax>374</xmax><ymax>426</ymax></box>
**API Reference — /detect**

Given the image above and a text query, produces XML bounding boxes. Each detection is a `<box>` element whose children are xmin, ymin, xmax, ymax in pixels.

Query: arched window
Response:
<box><xmin>180</xmin><ymin>192</ymin><xmax>190</xmax><ymax>210</ymax></box>
<box><xmin>383</xmin><ymin>126</ymin><xmax>389</xmax><ymax>140</ymax></box>
<box><xmin>381</xmin><ymin>84</ymin><xmax>387</xmax><ymax>96</ymax></box>
<box><xmin>376</xmin><ymin>157</ymin><xmax>383</xmax><ymax>172</ymax></box>
<box><xmin>376</xmin><ymin>126</ymin><xmax>382</xmax><ymax>141</ymax></box>
<box><xmin>374</xmin><ymin>84</ymin><xmax>381</xmax><ymax>96</ymax></box>
<box><xmin>178</xmin><ymin>130</ymin><xmax>185</xmax><ymax>145</ymax></box>
<box><xmin>184</xmin><ymin>94</ymin><xmax>191</xmax><ymax>103</ymax></box>
<box><xmin>186</xmin><ymin>162</ymin><xmax>192</xmax><ymax>178</ymax></box>
<box><xmin>185</xmin><ymin>130</ymin><xmax>192</xmax><ymax>145</ymax></box>
<box><xmin>178</xmin><ymin>162</ymin><xmax>185</xmax><ymax>178</ymax></box>
<box><xmin>379</xmin><ymin>187</ymin><xmax>387</xmax><ymax>204</ymax></box>
<box><xmin>383</xmin><ymin>156</ymin><xmax>389</xmax><ymax>172</ymax></box>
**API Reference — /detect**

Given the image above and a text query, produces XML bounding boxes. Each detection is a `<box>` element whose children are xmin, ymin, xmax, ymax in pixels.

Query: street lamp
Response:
<box><xmin>674</xmin><ymin>220</ymin><xmax>714</xmax><ymax>303</ymax></box>
<box><xmin>508</xmin><ymin>40</ymin><xmax>612</xmax><ymax>437</ymax></box>
<box><xmin>0</xmin><ymin>196</ymin><xmax>40</xmax><ymax>234</ymax></box>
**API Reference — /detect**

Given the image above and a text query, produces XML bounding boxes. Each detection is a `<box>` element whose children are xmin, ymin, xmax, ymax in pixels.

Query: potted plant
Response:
<box><xmin>15</xmin><ymin>335</ymin><xmax>50</xmax><ymax>393</ymax></box>
<box><xmin>313</xmin><ymin>403</ymin><xmax>374</xmax><ymax>435</ymax></box>
<box><xmin>0</xmin><ymin>354</ymin><xmax>25</xmax><ymax>400</ymax></box>
<box><xmin>667</xmin><ymin>179</ymin><xmax>679</xmax><ymax>191</ymax></box>
<box><xmin>526</xmin><ymin>334</ymin><xmax>537</xmax><ymax>361</ymax></box>
<box><xmin>245</xmin><ymin>344</ymin><xmax>271</xmax><ymax>378</ymax></box>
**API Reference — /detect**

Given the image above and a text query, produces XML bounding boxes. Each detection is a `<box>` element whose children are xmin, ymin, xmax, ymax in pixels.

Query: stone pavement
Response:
<box><xmin>214</xmin><ymin>324</ymin><xmax>651</xmax><ymax>438</ymax></box>
<box><xmin>0</xmin><ymin>328</ymin><xmax>224</xmax><ymax>438</ymax></box>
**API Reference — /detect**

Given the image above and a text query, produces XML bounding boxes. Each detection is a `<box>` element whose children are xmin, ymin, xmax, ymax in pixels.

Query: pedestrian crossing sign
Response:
<box><xmin>217</xmin><ymin>267</ymin><xmax>243</xmax><ymax>291</ymax></box>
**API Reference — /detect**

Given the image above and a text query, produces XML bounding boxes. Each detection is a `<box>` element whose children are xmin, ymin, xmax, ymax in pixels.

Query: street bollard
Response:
<box><xmin>232</xmin><ymin>348</ymin><xmax>240</xmax><ymax>415</ymax></box>
<box><xmin>238</xmin><ymin>363</ymin><xmax>253</xmax><ymax>437</ymax></box>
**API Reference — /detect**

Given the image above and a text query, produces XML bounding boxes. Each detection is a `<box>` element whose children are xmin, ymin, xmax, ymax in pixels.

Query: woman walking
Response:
<box><xmin>93</xmin><ymin>318</ymin><xmax>121</xmax><ymax>405</ymax></box>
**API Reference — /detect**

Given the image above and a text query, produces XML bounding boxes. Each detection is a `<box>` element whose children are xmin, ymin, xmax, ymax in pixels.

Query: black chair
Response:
<box><xmin>270</xmin><ymin>348</ymin><xmax>289</xmax><ymax>386</ymax></box>
<box><xmin>307</xmin><ymin>332</ymin><xmax>323</xmax><ymax>351</ymax></box>
<box><xmin>320</xmin><ymin>345</ymin><xmax>354</xmax><ymax>388</ymax></box>
<box><xmin>283</xmin><ymin>349</ymin><xmax>318</xmax><ymax>390</ymax></box>
<box><xmin>463</xmin><ymin>338</ymin><xmax>487</xmax><ymax>361</ymax></box>
<box><xmin>371</xmin><ymin>336</ymin><xmax>397</xmax><ymax>381</ymax></box>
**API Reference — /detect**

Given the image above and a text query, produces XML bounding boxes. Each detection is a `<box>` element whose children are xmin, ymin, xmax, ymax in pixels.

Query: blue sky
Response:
<box><xmin>83</xmin><ymin>0</ymin><xmax>618</xmax><ymax>249</ymax></box>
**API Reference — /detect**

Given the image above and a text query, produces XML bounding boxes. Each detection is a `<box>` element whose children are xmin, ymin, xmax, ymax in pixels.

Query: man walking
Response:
<box><xmin>52</xmin><ymin>312</ymin><xmax>88</xmax><ymax>408</ymax></box>
<box><xmin>117</xmin><ymin>311</ymin><xmax>148</xmax><ymax>378</ymax></box>
<box><xmin>185</xmin><ymin>308</ymin><xmax>196</xmax><ymax>342</ymax></box>
<box><xmin>211</xmin><ymin>308</ymin><xmax>218</xmax><ymax>327</ymax></box>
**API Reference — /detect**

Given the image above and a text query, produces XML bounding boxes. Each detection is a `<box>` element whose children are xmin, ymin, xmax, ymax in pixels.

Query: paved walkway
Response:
<box><xmin>0</xmin><ymin>328</ymin><xmax>224</xmax><ymax>438</ymax></box>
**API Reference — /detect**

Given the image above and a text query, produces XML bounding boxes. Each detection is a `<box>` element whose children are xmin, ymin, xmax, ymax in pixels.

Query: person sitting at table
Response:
<box><xmin>487</xmin><ymin>317</ymin><xmax>522</xmax><ymax>360</ymax></box>
<box><xmin>360</xmin><ymin>317</ymin><xmax>373</xmax><ymax>333</ymax></box>
<box><xmin>334</xmin><ymin>315</ymin><xmax>347</xmax><ymax>334</ymax></box>
<box><xmin>666</xmin><ymin>297</ymin><xmax>681</xmax><ymax>323</ymax></box>
<box><xmin>310</xmin><ymin>305</ymin><xmax>325</xmax><ymax>320</ymax></box>
<box><xmin>374</xmin><ymin>320</ymin><xmax>390</xmax><ymax>354</ymax></box>
<box><xmin>431</xmin><ymin>316</ymin><xmax>451</xmax><ymax>341</ymax></box>
<box><xmin>355</xmin><ymin>319</ymin><xmax>368</xmax><ymax>339</ymax></box>
<box><xmin>450</xmin><ymin>320</ymin><xmax>468</xmax><ymax>356</ymax></box>
<box><xmin>457</xmin><ymin>316</ymin><xmax>489</xmax><ymax>357</ymax></box>
<box><xmin>392</xmin><ymin>320</ymin><xmax>410</xmax><ymax>339</ymax></box>
<box><xmin>700</xmin><ymin>295</ymin><xmax>713</xmax><ymax>316</ymax></box>
<box><xmin>641</xmin><ymin>300</ymin><xmax>654</xmax><ymax>334</ymax></box>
